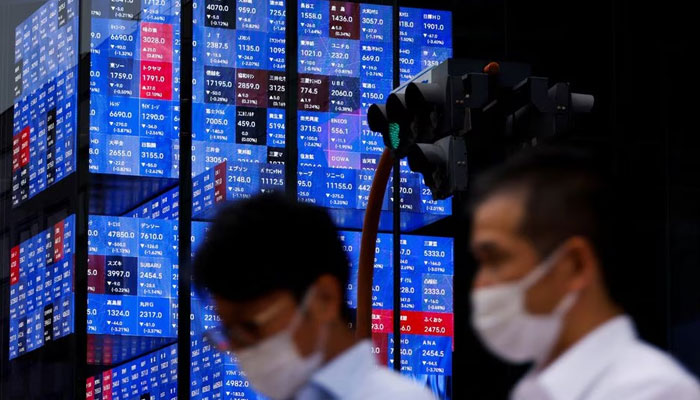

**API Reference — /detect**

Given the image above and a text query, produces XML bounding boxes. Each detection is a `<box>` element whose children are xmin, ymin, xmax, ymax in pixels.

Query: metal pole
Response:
<box><xmin>177</xmin><ymin>0</ymin><xmax>193</xmax><ymax>398</ymax></box>
<box><xmin>391</xmin><ymin>0</ymin><xmax>402</xmax><ymax>373</ymax></box>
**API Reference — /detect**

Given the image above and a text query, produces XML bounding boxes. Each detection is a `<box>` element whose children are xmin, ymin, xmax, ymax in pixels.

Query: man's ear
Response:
<box><xmin>309</xmin><ymin>274</ymin><xmax>342</xmax><ymax>323</ymax></box>
<box><xmin>563</xmin><ymin>236</ymin><xmax>599</xmax><ymax>292</ymax></box>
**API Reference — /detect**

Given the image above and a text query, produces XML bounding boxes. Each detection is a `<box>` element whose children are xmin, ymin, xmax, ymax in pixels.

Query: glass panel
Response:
<box><xmin>86</xmin><ymin>343</ymin><xmax>178</xmax><ymax>399</ymax></box>
<box><xmin>9</xmin><ymin>214</ymin><xmax>76</xmax><ymax>359</ymax></box>
<box><xmin>189</xmin><ymin>0</ymin><xmax>288</xmax><ymax>398</ymax></box>
<box><xmin>296</xmin><ymin>1</ymin><xmax>452</xmax><ymax>231</ymax></box>
<box><xmin>84</xmin><ymin>0</ymin><xmax>183</xmax><ymax>395</ymax></box>
<box><xmin>340</xmin><ymin>231</ymin><xmax>454</xmax><ymax>399</ymax></box>
<box><xmin>2</xmin><ymin>0</ymin><xmax>81</xmax><ymax>397</ymax></box>
<box><xmin>89</xmin><ymin>0</ymin><xmax>181</xmax><ymax>180</ymax></box>
<box><xmin>190</xmin><ymin>0</ymin><xmax>287</xmax><ymax>197</ymax></box>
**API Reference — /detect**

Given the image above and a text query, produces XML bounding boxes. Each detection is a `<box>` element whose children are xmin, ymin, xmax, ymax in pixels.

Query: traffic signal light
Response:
<box><xmin>366</xmin><ymin>59</ymin><xmax>594</xmax><ymax>200</ymax></box>
<box><xmin>505</xmin><ymin>77</ymin><xmax>595</xmax><ymax>141</ymax></box>
<box><xmin>406</xmin><ymin>135</ymin><xmax>468</xmax><ymax>200</ymax></box>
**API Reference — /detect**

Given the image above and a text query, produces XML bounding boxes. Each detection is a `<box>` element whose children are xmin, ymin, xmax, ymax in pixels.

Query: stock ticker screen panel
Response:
<box><xmin>190</xmin><ymin>0</ymin><xmax>287</xmax><ymax>198</ymax></box>
<box><xmin>87</xmin><ymin>215</ymin><xmax>179</xmax><ymax>338</ymax></box>
<box><xmin>398</xmin><ymin>7</ymin><xmax>452</xmax><ymax>83</ymax></box>
<box><xmin>341</xmin><ymin>231</ymin><xmax>453</xmax><ymax>397</ymax></box>
<box><xmin>9</xmin><ymin>215</ymin><xmax>76</xmax><ymax>360</ymax></box>
<box><xmin>187</xmin><ymin>222</ymin><xmax>452</xmax><ymax>400</ymax></box>
<box><xmin>12</xmin><ymin>0</ymin><xmax>79</xmax><ymax>206</ymax></box>
<box><xmin>296</xmin><ymin>2</ymin><xmax>453</xmax><ymax>216</ymax></box>
<box><xmin>86</xmin><ymin>343</ymin><xmax>178</xmax><ymax>400</ymax></box>
<box><xmin>89</xmin><ymin>0</ymin><xmax>182</xmax><ymax>177</ymax></box>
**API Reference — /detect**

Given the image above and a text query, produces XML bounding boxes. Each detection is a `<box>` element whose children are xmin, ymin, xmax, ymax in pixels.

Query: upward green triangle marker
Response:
<box><xmin>388</xmin><ymin>122</ymin><xmax>400</xmax><ymax>150</ymax></box>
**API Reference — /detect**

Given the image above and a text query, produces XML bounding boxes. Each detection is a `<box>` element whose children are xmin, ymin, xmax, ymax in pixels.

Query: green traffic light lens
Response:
<box><xmin>388</xmin><ymin>122</ymin><xmax>400</xmax><ymax>150</ymax></box>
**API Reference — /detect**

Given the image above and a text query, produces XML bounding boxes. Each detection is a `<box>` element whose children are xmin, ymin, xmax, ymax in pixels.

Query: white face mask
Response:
<box><xmin>471</xmin><ymin>248</ymin><xmax>578</xmax><ymax>364</ymax></box>
<box><xmin>234</xmin><ymin>292</ymin><xmax>326</xmax><ymax>400</ymax></box>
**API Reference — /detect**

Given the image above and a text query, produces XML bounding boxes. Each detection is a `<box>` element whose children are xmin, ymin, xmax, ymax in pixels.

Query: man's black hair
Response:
<box><xmin>193</xmin><ymin>193</ymin><xmax>352</xmax><ymax>321</ymax></box>
<box><xmin>471</xmin><ymin>146</ymin><xmax>622</xmax><ymax>304</ymax></box>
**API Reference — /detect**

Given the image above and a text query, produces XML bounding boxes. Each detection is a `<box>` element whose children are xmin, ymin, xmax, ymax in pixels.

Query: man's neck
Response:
<box><xmin>542</xmin><ymin>299</ymin><xmax>622</xmax><ymax>369</ymax></box>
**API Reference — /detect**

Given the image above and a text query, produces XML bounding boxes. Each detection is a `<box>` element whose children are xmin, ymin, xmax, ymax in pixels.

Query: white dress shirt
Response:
<box><xmin>295</xmin><ymin>339</ymin><xmax>437</xmax><ymax>400</ymax></box>
<box><xmin>512</xmin><ymin>315</ymin><xmax>700</xmax><ymax>400</ymax></box>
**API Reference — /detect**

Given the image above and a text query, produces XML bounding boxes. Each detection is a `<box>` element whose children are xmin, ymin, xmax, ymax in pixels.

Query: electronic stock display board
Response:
<box><xmin>296</xmin><ymin>2</ymin><xmax>453</xmax><ymax>217</ymax></box>
<box><xmin>187</xmin><ymin>222</ymin><xmax>453</xmax><ymax>400</ymax></box>
<box><xmin>12</xmin><ymin>0</ymin><xmax>79</xmax><ymax>206</ymax></box>
<box><xmin>87</xmin><ymin>215</ymin><xmax>179</xmax><ymax>338</ymax></box>
<box><xmin>190</xmin><ymin>0</ymin><xmax>287</xmax><ymax>200</ymax></box>
<box><xmin>341</xmin><ymin>231</ymin><xmax>453</xmax><ymax>398</ymax></box>
<box><xmin>9</xmin><ymin>215</ymin><xmax>76</xmax><ymax>360</ymax></box>
<box><xmin>89</xmin><ymin>0</ymin><xmax>287</xmax><ymax>190</ymax></box>
<box><xmin>86</xmin><ymin>343</ymin><xmax>178</xmax><ymax>400</ymax></box>
<box><xmin>82</xmin><ymin>213</ymin><xmax>452</xmax><ymax>398</ymax></box>
<box><xmin>89</xmin><ymin>0</ymin><xmax>182</xmax><ymax>177</ymax></box>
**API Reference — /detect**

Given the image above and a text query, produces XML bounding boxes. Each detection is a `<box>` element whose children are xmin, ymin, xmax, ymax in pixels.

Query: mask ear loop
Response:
<box><xmin>518</xmin><ymin>245</ymin><xmax>568</xmax><ymax>290</ymax></box>
<box><xmin>522</xmin><ymin>244</ymin><xmax>581</xmax><ymax>317</ymax></box>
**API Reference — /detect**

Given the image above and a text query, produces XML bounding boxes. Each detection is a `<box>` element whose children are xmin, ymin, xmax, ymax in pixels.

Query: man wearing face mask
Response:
<box><xmin>193</xmin><ymin>194</ymin><xmax>436</xmax><ymax>400</ymax></box>
<box><xmin>469</xmin><ymin>147</ymin><xmax>700</xmax><ymax>399</ymax></box>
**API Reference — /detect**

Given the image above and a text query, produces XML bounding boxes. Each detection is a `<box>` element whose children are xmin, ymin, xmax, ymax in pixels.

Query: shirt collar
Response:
<box><xmin>309</xmin><ymin>339</ymin><xmax>376</xmax><ymax>398</ymax></box>
<box><xmin>527</xmin><ymin>315</ymin><xmax>637</xmax><ymax>400</ymax></box>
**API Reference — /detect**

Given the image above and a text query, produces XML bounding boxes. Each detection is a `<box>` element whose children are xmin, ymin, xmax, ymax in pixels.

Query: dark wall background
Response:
<box><xmin>434</xmin><ymin>1</ymin><xmax>700</xmax><ymax>398</ymax></box>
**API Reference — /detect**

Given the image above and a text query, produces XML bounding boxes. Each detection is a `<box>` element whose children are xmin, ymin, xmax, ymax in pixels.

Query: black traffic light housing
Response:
<box><xmin>366</xmin><ymin>59</ymin><xmax>594</xmax><ymax>200</ymax></box>
<box><xmin>407</xmin><ymin>135</ymin><xmax>468</xmax><ymax>200</ymax></box>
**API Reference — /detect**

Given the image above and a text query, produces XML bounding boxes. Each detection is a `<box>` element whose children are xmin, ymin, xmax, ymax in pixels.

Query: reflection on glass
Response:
<box><xmin>12</xmin><ymin>0</ymin><xmax>79</xmax><ymax>206</ymax></box>
<box><xmin>9</xmin><ymin>215</ymin><xmax>76</xmax><ymax>359</ymax></box>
